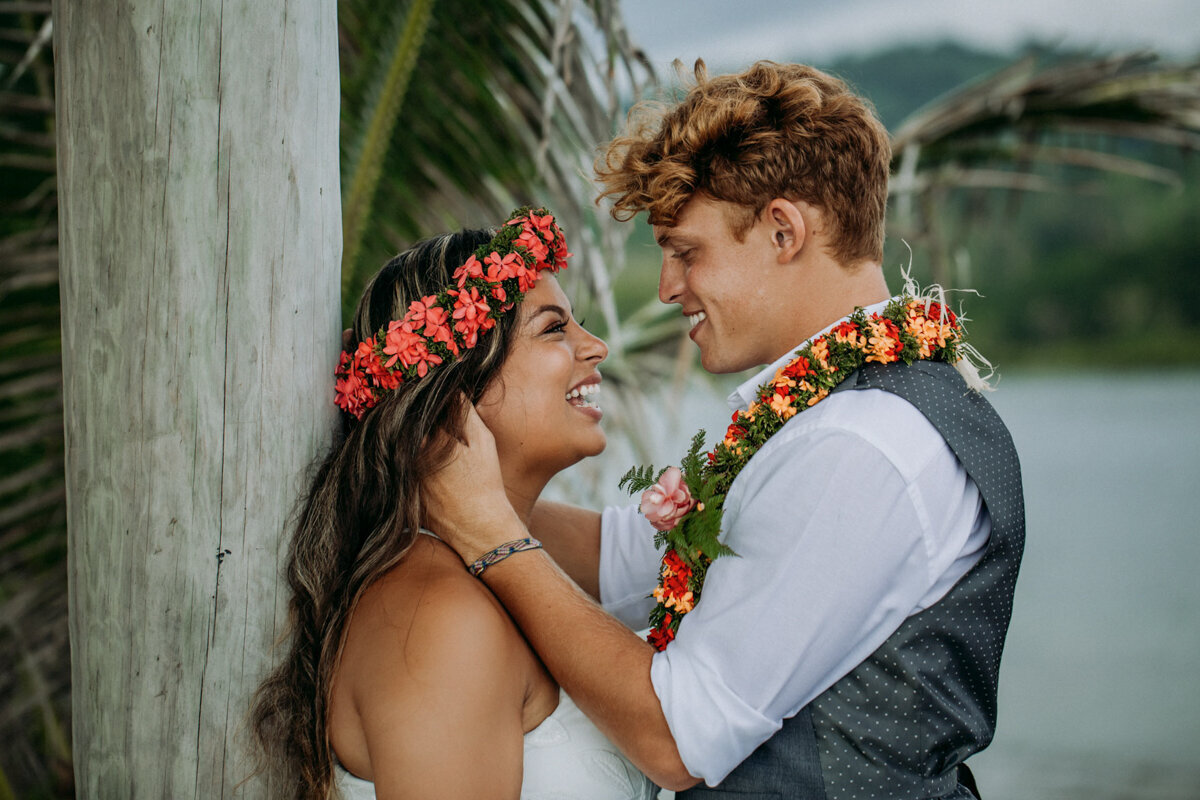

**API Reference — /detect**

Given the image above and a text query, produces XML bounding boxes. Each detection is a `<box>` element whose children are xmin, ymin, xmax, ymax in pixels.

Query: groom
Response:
<box><xmin>425</xmin><ymin>61</ymin><xmax>1023</xmax><ymax>798</ymax></box>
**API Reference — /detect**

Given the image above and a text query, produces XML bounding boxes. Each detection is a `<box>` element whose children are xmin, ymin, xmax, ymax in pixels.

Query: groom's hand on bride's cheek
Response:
<box><xmin>422</xmin><ymin>402</ymin><xmax>519</xmax><ymax>561</ymax></box>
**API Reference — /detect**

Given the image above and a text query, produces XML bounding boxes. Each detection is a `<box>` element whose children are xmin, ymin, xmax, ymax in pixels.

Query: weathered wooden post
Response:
<box><xmin>54</xmin><ymin>1</ymin><xmax>341</xmax><ymax>795</ymax></box>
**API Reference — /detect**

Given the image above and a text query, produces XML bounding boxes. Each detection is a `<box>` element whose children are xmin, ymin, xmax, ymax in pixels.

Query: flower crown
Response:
<box><xmin>334</xmin><ymin>207</ymin><xmax>570</xmax><ymax>418</ymax></box>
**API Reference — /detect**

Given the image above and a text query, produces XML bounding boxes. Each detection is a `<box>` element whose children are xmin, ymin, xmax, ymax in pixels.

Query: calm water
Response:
<box><xmin>972</xmin><ymin>370</ymin><xmax>1200</xmax><ymax>799</ymax></box>
<box><xmin>554</xmin><ymin>369</ymin><xmax>1200</xmax><ymax>799</ymax></box>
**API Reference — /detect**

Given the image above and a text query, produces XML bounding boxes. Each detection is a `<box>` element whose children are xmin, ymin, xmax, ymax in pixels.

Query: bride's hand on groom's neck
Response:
<box><xmin>422</xmin><ymin>400</ymin><xmax>526</xmax><ymax>564</ymax></box>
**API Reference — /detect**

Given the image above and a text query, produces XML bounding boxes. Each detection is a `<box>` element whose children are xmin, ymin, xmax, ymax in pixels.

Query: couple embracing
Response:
<box><xmin>252</xmin><ymin>61</ymin><xmax>1024</xmax><ymax>800</ymax></box>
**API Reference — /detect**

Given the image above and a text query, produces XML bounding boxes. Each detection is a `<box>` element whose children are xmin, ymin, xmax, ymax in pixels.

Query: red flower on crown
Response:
<box><xmin>357</xmin><ymin>339</ymin><xmax>399</xmax><ymax>391</ymax></box>
<box><xmin>514</xmin><ymin>225</ymin><xmax>548</xmax><ymax>264</ymax></box>
<box><xmin>422</xmin><ymin>305</ymin><xmax>454</xmax><ymax>347</ymax></box>
<box><xmin>382</xmin><ymin>321</ymin><xmax>419</xmax><ymax>368</ymax></box>
<box><xmin>334</xmin><ymin>207</ymin><xmax>570</xmax><ymax>418</ymax></box>
<box><xmin>514</xmin><ymin>259</ymin><xmax>541</xmax><ymax>293</ymax></box>
<box><xmin>484</xmin><ymin>251</ymin><xmax>524</xmax><ymax>282</ymax></box>
<box><xmin>334</xmin><ymin>352</ymin><xmax>373</xmax><ymax>418</ymax></box>
<box><xmin>382</xmin><ymin>321</ymin><xmax>443</xmax><ymax>377</ymax></box>
<box><xmin>453</xmin><ymin>255</ymin><xmax>485</xmax><ymax>288</ymax></box>
<box><xmin>405</xmin><ymin>296</ymin><xmax>440</xmax><ymax>329</ymax></box>
<box><xmin>405</xmin><ymin>341</ymin><xmax>443</xmax><ymax>378</ymax></box>
<box><xmin>450</xmin><ymin>286</ymin><xmax>496</xmax><ymax>349</ymax></box>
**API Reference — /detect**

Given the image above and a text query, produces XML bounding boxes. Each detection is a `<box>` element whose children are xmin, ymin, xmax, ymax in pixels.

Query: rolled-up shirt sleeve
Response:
<box><xmin>649</xmin><ymin>407</ymin><xmax>952</xmax><ymax>786</ymax></box>
<box><xmin>599</xmin><ymin>503</ymin><xmax>662</xmax><ymax>630</ymax></box>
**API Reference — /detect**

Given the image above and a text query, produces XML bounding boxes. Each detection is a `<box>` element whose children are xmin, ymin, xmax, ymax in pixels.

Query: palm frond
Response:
<box><xmin>892</xmin><ymin>53</ymin><xmax>1200</xmax><ymax>207</ymax></box>
<box><xmin>889</xmin><ymin>51</ymin><xmax>1200</xmax><ymax>282</ymax></box>
<box><xmin>0</xmin><ymin>3</ymin><xmax>68</xmax><ymax>796</ymax></box>
<box><xmin>339</xmin><ymin>0</ymin><xmax>436</xmax><ymax>300</ymax></box>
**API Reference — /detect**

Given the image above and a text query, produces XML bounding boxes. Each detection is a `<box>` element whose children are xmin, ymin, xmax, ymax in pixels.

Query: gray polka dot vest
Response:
<box><xmin>679</xmin><ymin>360</ymin><xmax>1025</xmax><ymax>800</ymax></box>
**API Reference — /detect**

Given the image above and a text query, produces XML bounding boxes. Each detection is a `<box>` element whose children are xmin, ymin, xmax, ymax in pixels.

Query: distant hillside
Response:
<box><xmin>820</xmin><ymin>41</ymin><xmax>1011</xmax><ymax>129</ymax></box>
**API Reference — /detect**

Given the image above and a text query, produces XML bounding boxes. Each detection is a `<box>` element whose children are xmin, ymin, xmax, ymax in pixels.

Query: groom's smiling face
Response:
<box><xmin>653</xmin><ymin>195</ymin><xmax>786</xmax><ymax>375</ymax></box>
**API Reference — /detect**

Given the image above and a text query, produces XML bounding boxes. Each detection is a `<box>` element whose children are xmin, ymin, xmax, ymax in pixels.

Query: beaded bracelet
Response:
<box><xmin>468</xmin><ymin>537</ymin><xmax>543</xmax><ymax>577</ymax></box>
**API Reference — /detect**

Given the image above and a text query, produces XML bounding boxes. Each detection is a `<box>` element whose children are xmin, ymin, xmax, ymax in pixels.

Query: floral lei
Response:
<box><xmin>620</xmin><ymin>296</ymin><xmax>964</xmax><ymax>650</ymax></box>
<box><xmin>334</xmin><ymin>207</ymin><xmax>569</xmax><ymax>418</ymax></box>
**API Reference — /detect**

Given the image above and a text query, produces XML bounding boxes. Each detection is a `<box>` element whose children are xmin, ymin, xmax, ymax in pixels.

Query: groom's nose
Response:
<box><xmin>658</xmin><ymin>253</ymin><xmax>685</xmax><ymax>306</ymax></box>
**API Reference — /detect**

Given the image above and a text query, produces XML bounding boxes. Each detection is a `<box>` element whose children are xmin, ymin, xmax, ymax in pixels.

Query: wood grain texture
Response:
<box><xmin>54</xmin><ymin>0</ymin><xmax>341</xmax><ymax>795</ymax></box>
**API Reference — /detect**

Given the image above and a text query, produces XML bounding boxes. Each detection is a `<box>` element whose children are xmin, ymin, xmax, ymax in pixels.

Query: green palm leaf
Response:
<box><xmin>0</xmin><ymin>3</ymin><xmax>69</xmax><ymax>796</ymax></box>
<box><xmin>889</xmin><ymin>52</ymin><xmax>1200</xmax><ymax>281</ymax></box>
<box><xmin>339</xmin><ymin>0</ymin><xmax>436</xmax><ymax>301</ymax></box>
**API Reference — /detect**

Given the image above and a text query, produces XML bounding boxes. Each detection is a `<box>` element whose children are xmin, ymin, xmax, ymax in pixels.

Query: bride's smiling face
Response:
<box><xmin>477</xmin><ymin>275</ymin><xmax>608</xmax><ymax>478</ymax></box>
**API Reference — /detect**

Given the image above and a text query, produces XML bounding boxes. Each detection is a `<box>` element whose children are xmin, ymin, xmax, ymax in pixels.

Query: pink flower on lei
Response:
<box><xmin>640</xmin><ymin>466</ymin><xmax>695</xmax><ymax>532</ymax></box>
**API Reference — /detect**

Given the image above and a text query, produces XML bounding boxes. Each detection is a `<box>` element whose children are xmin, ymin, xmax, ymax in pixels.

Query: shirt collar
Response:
<box><xmin>725</xmin><ymin>297</ymin><xmax>895</xmax><ymax>412</ymax></box>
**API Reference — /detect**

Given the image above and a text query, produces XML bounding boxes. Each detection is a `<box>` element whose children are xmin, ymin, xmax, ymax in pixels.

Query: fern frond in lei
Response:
<box><xmin>618</xmin><ymin>464</ymin><xmax>665</xmax><ymax>495</ymax></box>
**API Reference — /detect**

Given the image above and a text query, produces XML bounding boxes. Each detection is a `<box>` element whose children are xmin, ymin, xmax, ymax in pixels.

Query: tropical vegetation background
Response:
<box><xmin>1</xmin><ymin>0</ymin><xmax>1197</xmax><ymax>796</ymax></box>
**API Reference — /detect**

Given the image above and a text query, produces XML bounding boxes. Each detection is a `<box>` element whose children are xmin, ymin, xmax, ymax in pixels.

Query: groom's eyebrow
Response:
<box><xmin>654</xmin><ymin>229</ymin><xmax>692</xmax><ymax>250</ymax></box>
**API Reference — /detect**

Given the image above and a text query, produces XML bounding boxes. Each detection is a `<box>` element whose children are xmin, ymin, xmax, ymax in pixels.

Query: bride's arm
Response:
<box><xmin>351</xmin><ymin>584</ymin><xmax>527</xmax><ymax>800</ymax></box>
<box><xmin>529</xmin><ymin>500</ymin><xmax>600</xmax><ymax>598</ymax></box>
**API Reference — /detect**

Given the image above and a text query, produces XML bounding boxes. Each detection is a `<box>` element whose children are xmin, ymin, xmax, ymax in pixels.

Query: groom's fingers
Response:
<box><xmin>422</xmin><ymin>400</ymin><xmax>514</xmax><ymax>558</ymax></box>
<box><xmin>454</xmin><ymin>398</ymin><xmax>491</xmax><ymax>446</ymax></box>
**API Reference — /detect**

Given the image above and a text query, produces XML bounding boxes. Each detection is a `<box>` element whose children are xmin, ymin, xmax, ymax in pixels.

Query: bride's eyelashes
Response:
<box><xmin>543</xmin><ymin>319</ymin><xmax>568</xmax><ymax>335</ymax></box>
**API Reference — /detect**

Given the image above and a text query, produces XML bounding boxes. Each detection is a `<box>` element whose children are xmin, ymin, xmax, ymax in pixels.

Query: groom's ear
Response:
<box><xmin>765</xmin><ymin>198</ymin><xmax>806</xmax><ymax>264</ymax></box>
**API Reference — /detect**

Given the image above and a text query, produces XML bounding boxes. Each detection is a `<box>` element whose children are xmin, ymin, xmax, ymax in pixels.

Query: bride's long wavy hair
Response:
<box><xmin>249</xmin><ymin>227</ymin><xmax>522</xmax><ymax>799</ymax></box>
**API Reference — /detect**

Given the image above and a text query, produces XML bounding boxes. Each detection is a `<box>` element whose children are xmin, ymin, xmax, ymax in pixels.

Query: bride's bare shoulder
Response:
<box><xmin>346</xmin><ymin>536</ymin><xmax>517</xmax><ymax>667</ymax></box>
<box><xmin>330</xmin><ymin>536</ymin><xmax>530</xmax><ymax>793</ymax></box>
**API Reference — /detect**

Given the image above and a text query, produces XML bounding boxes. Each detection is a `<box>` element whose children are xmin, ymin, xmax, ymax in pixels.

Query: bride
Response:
<box><xmin>250</xmin><ymin>208</ymin><xmax>657</xmax><ymax>799</ymax></box>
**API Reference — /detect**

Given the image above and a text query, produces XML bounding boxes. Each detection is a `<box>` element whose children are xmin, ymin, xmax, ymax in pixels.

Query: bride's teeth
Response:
<box><xmin>688</xmin><ymin>311</ymin><xmax>707</xmax><ymax>329</ymax></box>
<box><xmin>566</xmin><ymin>383</ymin><xmax>600</xmax><ymax>406</ymax></box>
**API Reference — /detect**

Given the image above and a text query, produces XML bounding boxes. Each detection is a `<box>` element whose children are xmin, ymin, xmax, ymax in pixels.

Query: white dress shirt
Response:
<box><xmin>598</xmin><ymin>300</ymin><xmax>991</xmax><ymax>786</ymax></box>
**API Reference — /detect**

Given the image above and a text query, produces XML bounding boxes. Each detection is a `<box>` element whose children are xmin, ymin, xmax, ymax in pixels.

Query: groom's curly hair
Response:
<box><xmin>596</xmin><ymin>60</ymin><xmax>891</xmax><ymax>265</ymax></box>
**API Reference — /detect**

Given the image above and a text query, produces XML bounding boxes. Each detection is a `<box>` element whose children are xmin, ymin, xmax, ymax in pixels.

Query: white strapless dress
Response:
<box><xmin>336</xmin><ymin>689</ymin><xmax>658</xmax><ymax>800</ymax></box>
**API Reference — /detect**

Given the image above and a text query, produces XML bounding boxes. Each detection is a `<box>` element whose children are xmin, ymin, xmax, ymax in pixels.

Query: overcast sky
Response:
<box><xmin>619</xmin><ymin>0</ymin><xmax>1200</xmax><ymax>71</ymax></box>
